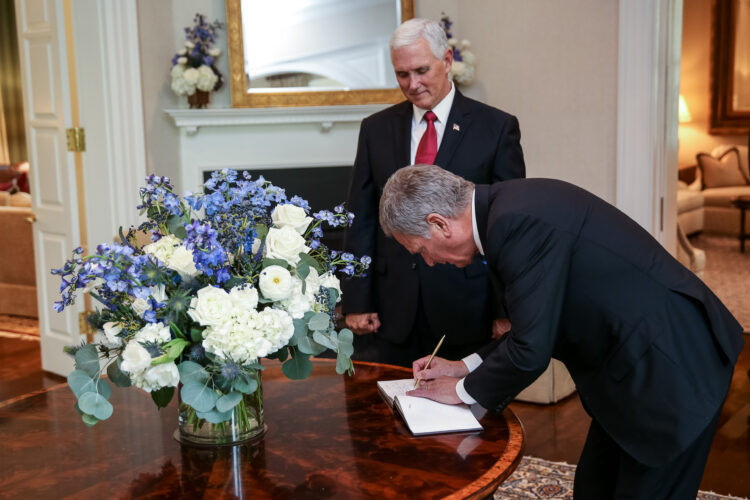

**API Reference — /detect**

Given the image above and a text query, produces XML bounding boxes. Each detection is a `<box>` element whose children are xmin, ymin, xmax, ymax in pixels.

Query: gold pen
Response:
<box><xmin>414</xmin><ymin>334</ymin><xmax>446</xmax><ymax>388</ymax></box>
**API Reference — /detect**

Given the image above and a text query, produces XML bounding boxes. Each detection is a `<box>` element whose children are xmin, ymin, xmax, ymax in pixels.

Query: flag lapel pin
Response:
<box><xmin>452</xmin><ymin>123</ymin><xmax>460</xmax><ymax>132</ymax></box>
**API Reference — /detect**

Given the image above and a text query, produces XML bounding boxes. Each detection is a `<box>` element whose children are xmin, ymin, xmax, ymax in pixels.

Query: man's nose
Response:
<box><xmin>409</xmin><ymin>75</ymin><xmax>421</xmax><ymax>90</ymax></box>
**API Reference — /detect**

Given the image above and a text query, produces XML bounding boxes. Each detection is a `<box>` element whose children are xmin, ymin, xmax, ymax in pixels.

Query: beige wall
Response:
<box><xmin>137</xmin><ymin>0</ymin><xmax>619</xmax><ymax>201</ymax></box>
<box><xmin>680</xmin><ymin>0</ymin><xmax>746</xmax><ymax>166</ymax></box>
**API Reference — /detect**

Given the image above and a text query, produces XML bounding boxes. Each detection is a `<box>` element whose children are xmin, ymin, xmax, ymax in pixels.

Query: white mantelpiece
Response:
<box><xmin>165</xmin><ymin>104</ymin><xmax>389</xmax><ymax>194</ymax></box>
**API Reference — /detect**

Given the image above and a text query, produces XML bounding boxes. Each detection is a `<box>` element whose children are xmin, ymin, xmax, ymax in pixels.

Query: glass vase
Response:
<box><xmin>174</xmin><ymin>370</ymin><xmax>265</xmax><ymax>446</ymax></box>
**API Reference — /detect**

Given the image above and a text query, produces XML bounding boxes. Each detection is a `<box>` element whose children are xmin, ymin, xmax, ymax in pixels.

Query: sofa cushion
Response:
<box><xmin>697</xmin><ymin>148</ymin><xmax>748</xmax><ymax>188</ymax></box>
<box><xmin>677</xmin><ymin>189</ymin><xmax>703</xmax><ymax>213</ymax></box>
<box><xmin>9</xmin><ymin>192</ymin><xmax>31</xmax><ymax>207</ymax></box>
<box><xmin>702</xmin><ymin>185</ymin><xmax>750</xmax><ymax>207</ymax></box>
<box><xmin>711</xmin><ymin>144</ymin><xmax>750</xmax><ymax>183</ymax></box>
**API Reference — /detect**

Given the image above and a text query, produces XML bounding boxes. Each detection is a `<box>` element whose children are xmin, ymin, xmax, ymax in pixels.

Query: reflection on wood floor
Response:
<box><xmin>1</xmin><ymin>326</ymin><xmax>747</xmax><ymax>498</ymax></box>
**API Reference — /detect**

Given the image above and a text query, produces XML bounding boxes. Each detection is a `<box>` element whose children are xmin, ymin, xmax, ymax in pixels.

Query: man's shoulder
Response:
<box><xmin>362</xmin><ymin>100</ymin><xmax>411</xmax><ymax>126</ymax></box>
<box><xmin>454</xmin><ymin>92</ymin><xmax>517</xmax><ymax>123</ymax></box>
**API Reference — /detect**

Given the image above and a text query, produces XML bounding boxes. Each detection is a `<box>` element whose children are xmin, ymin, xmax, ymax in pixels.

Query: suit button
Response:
<box><xmin>411</xmin><ymin>263</ymin><xmax>417</xmax><ymax>270</ymax></box>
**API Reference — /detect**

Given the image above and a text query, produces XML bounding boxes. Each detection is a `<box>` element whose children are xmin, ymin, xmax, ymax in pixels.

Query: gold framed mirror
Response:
<box><xmin>710</xmin><ymin>0</ymin><xmax>750</xmax><ymax>134</ymax></box>
<box><xmin>226</xmin><ymin>0</ymin><xmax>414</xmax><ymax>108</ymax></box>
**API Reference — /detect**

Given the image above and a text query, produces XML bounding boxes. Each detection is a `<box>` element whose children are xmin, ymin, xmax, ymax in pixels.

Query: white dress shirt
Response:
<box><xmin>409</xmin><ymin>82</ymin><xmax>456</xmax><ymax>165</ymax></box>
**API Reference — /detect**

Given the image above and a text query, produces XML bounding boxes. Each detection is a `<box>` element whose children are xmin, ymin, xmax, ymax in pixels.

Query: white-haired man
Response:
<box><xmin>341</xmin><ymin>18</ymin><xmax>526</xmax><ymax>366</ymax></box>
<box><xmin>379</xmin><ymin>165</ymin><xmax>743</xmax><ymax>499</ymax></box>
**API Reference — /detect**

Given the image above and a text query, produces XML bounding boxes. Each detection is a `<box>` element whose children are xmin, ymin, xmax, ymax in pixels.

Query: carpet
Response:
<box><xmin>690</xmin><ymin>234</ymin><xmax>750</xmax><ymax>332</ymax></box>
<box><xmin>495</xmin><ymin>456</ymin><xmax>747</xmax><ymax>499</ymax></box>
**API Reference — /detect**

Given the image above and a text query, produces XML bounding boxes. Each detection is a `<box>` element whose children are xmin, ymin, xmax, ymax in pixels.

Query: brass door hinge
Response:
<box><xmin>66</xmin><ymin>127</ymin><xmax>86</xmax><ymax>152</ymax></box>
<box><xmin>78</xmin><ymin>311</ymin><xmax>95</xmax><ymax>340</ymax></box>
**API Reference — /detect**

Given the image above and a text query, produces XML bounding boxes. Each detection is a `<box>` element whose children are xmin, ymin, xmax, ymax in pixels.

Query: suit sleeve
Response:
<box><xmin>340</xmin><ymin>121</ymin><xmax>377</xmax><ymax>314</ymax></box>
<box><xmin>465</xmin><ymin>215</ymin><xmax>574</xmax><ymax>411</ymax></box>
<box><xmin>491</xmin><ymin>115</ymin><xmax>526</xmax><ymax>182</ymax></box>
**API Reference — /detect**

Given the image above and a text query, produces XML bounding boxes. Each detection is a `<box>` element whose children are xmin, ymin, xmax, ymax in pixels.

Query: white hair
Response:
<box><xmin>390</xmin><ymin>18</ymin><xmax>450</xmax><ymax>59</ymax></box>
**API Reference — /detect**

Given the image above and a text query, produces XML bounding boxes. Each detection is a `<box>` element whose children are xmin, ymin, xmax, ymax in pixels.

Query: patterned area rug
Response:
<box><xmin>690</xmin><ymin>234</ymin><xmax>750</xmax><ymax>332</ymax></box>
<box><xmin>495</xmin><ymin>456</ymin><xmax>747</xmax><ymax>499</ymax></box>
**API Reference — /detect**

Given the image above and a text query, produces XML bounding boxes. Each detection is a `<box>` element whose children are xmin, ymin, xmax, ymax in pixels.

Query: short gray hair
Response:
<box><xmin>379</xmin><ymin>165</ymin><xmax>474</xmax><ymax>238</ymax></box>
<box><xmin>390</xmin><ymin>18</ymin><xmax>450</xmax><ymax>59</ymax></box>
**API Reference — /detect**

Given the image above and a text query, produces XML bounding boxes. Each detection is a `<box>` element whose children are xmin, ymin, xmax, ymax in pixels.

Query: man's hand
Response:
<box><xmin>492</xmin><ymin>318</ymin><xmax>512</xmax><ymax>339</ymax></box>
<box><xmin>412</xmin><ymin>355</ymin><xmax>469</xmax><ymax>381</ymax></box>
<box><xmin>345</xmin><ymin>312</ymin><xmax>381</xmax><ymax>334</ymax></box>
<box><xmin>407</xmin><ymin>376</ymin><xmax>463</xmax><ymax>404</ymax></box>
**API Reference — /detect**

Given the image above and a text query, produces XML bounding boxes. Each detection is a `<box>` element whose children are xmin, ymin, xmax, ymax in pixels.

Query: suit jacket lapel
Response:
<box><xmin>435</xmin><ymin>90</ymin><xmax>472</xmax><ymax>169</ymax></box>
<box><xmin>474</xmin><ymin>184</ymin><xmax>490</xmax><ymax>254</ymax></box>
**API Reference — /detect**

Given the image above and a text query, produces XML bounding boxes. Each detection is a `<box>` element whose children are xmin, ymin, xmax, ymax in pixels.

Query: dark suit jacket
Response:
<box><xmin>466</xmin><ymin>180</ymin><xmax>744</xmax><ymax>467</ymax></box>
<box><xmin>341</xmin><ymin>91</ymin><xmax>526</xmax><ymax>350</ymax></box>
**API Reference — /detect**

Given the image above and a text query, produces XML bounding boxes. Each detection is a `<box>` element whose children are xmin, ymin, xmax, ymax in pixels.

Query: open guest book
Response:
<box><xmin>377</xmin><ymin>379</ymin><xmax>483</xmax><ymax>436</ymax></box>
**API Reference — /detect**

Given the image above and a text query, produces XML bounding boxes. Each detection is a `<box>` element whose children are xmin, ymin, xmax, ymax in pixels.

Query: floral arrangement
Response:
<box><xmin>440</xmin><ymin>14</ymin><xmax>476</xmax><ymax>86</ymax></box>
<box><xmin>170</xmin><ymin>13</ymin><xmax>224</xmax><ymax>98</ymax></box>
<box><xmin>53</xmin><ymin>169</ymin><xmax>369</xmax><ymax>441</ymax></box>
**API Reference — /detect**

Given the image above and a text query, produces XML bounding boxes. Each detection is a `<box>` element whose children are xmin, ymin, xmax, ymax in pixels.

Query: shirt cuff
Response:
<box><xmin>456</xmin><ymin>377</ymin><xmax>478</xmax><ymax>405</ymax></box>
<box><xmin>462</xmin><ymin>353</ymin><xmax>483</xmax><ymax>372</ymax></box>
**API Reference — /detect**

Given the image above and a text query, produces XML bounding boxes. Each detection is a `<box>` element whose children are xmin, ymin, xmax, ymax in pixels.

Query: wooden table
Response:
<box><xmin>731</xmin><ymin>195</ymin><xmax>750</xmax><ymax>252</ymax></box>
<box><xmin>0</xmin><ymin>359</ymin><xmax>524</xmax><ymax>499</ymax></box>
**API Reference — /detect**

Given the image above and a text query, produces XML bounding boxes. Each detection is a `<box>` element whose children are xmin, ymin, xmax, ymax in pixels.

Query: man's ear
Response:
<box><xmin>425</xmin><ymin>213</ymin><xmax>451</xmax><ymax>236</ymax></box>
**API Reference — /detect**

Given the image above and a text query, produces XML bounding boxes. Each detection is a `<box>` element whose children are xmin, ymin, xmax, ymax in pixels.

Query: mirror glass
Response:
<box><xmin>226</xmin><ymin>0</ymin><xmax>413</xmax><ymax>107</ymax></box>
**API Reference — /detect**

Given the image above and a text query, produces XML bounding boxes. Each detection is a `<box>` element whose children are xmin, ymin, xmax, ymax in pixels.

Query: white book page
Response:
<box><xmin>377</xmin><ymin>378</ymin><xmax>415</xmax><ymax>405</ymax></box>
<box><xmin>393</xmin><ymin>395</ymin><xmax>483</xmax><ymax>436</ymax></box>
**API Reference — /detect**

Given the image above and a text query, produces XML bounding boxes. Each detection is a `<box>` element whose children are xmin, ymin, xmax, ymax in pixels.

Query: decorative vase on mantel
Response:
<box><xmin>187</xmin><ymin>89</ymin><xmax>211</xmax><ymax>109</ymax></box>
<box><xmin>174</xmin><ymin>369</ymin><xmax>266</xmax><ymax>446</ymax></box>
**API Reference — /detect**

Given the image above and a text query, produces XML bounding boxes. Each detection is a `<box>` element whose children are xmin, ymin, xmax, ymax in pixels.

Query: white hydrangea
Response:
<box><xmin>94</xmin><ymin>321</ymin><xmax>123</xmax><ymax>348</ymax></box>
<box><xmin>132</xmin><ymin>362</ymin><xmax>180</xmax><ymax>392</ymax></box>
<box><xmin>183</xmin><ymin>67</ymin><xmax>200</xmax><ymax>85</ymax></box>
<box><xmin>135</xmin><ymin>322</ymin><xmax>172</xmax><ymax>344</ymax></box>
<box><xmin>120</xmin><ymin>341</ymin><xmax>152</xmax><ymax>375</ymax></box>
<box><xmin>196</xmin><ymin>65</ymin><xmax>218</xmax><ymax>92</ymax></box>
<box><xmin>279</xmin><ymin>268</ymin><xmax>320</xmax><ymax>319</ymax></box>
<box><xmin>202</xmin><ymin>308</ymin><xmax>294</xmax><ymax>363</ymax></box>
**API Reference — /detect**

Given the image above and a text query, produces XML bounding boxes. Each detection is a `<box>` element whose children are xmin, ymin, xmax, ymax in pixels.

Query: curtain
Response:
<box><xmin>0</xmin><ymin>0</ymin><xmax>27</xmax><ymax>163</ymax></box>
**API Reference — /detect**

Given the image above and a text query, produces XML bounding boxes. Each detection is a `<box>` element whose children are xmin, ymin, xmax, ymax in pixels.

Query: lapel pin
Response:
<box><xmin>452</xmin><ymin>123</ymin><xmax>460</xmax><ymax>132</ymax></box>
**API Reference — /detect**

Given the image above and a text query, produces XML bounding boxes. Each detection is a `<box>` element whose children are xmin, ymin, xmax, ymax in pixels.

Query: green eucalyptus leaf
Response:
<box><xmin>216</xmin><ymin>391</ymin><xmax>243</xmax><ymax>413</ymax></box>
<box><xmin>167</xmin><ymin>215</ymin><xmax>188</xmax><ymax>240</ymax></box>
<box><xmin>96</xmin><ymin>379</ymin><xmax>112</xmax><ymax>400</ymax></box>
<box><xmin>296</xmin><ymin>261</ymin><xmax>310</xmax><ymax>286</ymax></box>
<box><xmin>106</xmin><ymin>359</ymin><xmax>132</xmax><ymax>388</ymax></box>
<box><xmin>233</xmin><ymin>375</ymin><xmax>258</xmax><ymax>394</ymax></box>
<box><xmin>67</xmin><ymin>370</ymin><xmax>94</xmax><ymax>397</ymax></box>
<box><xmin>75</xmin><ymin>344</ymin><xmax>100</xmax><ymax>377</ymax></box>
<box><xmin>327</xmin><ymin>287</ymin><xmax>340</xmax><ymax>304</ymax></box>
<box><xmin>291</xmin><ymin>318</ymin><xmax>309</xmax><ymax>346</ymax></box>
<box><xmin>177</xmin><ymin>360</ymin><xmax>209</xmax><ymax>384</ymax></box>
<box><xmin>224</xmin><ymin>276</ymin><xmax>247</xmax><ymax>289</ymax></box>
<box><xmin>308</xmin><ymin>313</ymin><xmax>330</xmax><ymax>332</ymax></box>
<box><xmin>337</xmin><ymin>328</ymin><xmax>355</xmax><ymax>358</ymax></box>
<box><xmin>299</xmin><ymin>252</ymin><xmax>325</xmax><ymax>273</ymax></box>
<box><xmin>181</xmin><ymin>382</ymin><xmax>218</xmax><ymax>413</ymax></box>
<box><xmin>336</xmin><ymin>350</ymin><xmax>354</xmax><ymax>375</ymax></box>
<box><xmin>282</xmin><ymin>350</ymin><xmax>313</xmax><ymax>380</ymax></box>
<box><xmin>81</xmin><ymin>413</ymin><xmax>100</xmax><ymax>427</ymax></box>
<box><xmin>262</xmin><ymin>258</ymin><xmax>289</xmax><ymax>269</ymax></box>
<box><xmin>196</xmin><ymin>408</ymin><xmax>233</xmax><ymax>424</ymax></box>
<box><xmin>312</xmin><ymin>330</ymin><xmax>337</xmax><ymax>351</ymax></box>
<box><xmin>297</xmin><ymin>335</ymin><xmax>326</xmax><ymax>356</ymax></box>
<box><xmin>78</xmin><ymin>392</ymin><xmax>113</xmax><ymax>420</ymax></box>
<box><xmin>151</xmin><ymin>386</ymin><xmax>175</xmax><ymax>409</ymax></box>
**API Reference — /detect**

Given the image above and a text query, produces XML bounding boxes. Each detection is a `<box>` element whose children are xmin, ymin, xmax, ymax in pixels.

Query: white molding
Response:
<box><xmin>100</xmin><ymin>0</ymin><xmax>147</xmax><ymax>229</ymax></box>
<box><xmin>165</xmin><ymin>104</ymin><xmax>390</xmax><ymax>135</ymax></box>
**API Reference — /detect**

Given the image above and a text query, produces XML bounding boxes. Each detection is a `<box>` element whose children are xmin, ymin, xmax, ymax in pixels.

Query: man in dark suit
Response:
<box><xmin>341</xmin><ymin>18</ymin><xmax>525</xmax><ymax>366</ymax></box>
<box><xmin>380</xmin><ymin>165</ymin><xmax>744</xmax><ymax>499</ymax></box>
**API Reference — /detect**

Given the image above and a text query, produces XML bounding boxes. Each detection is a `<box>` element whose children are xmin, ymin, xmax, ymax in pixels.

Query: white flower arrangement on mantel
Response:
<box><xmin>440</xmin><ymin>14</ymin><xmax>477</xmax><ymax>87</ymax></box>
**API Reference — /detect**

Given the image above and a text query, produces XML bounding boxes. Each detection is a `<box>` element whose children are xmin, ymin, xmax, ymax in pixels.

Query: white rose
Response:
<box><xmin>135</xmin><ymin>322</ymin><xmax>171</xmax><ymax>343</ymax></box>
<box><xmin>185</xmin><ymin>41</ymin><xmax>195</xmax><ymax>49</ymax></box>
<box><xmin>259</xmin><ymin>265</ymin><xmax>293</xmax><ymax>301</ymax></box>
<box><xmin>448</xmin><ymin>38</ymin><xmax>458</xmax><ymax>47</ymax></box>
<box><xmin>131</xmin><ymin>297</ymin><xmax>150</xmax><ymax>317</ymax></box>
<box><xmin>264</xmin><ymin>226</ymin><xmax>310</xmax><ymax>265</ymax></box>
<box><xmin>121</xmin><ymin>341</ymin><xmax>152</xmax><ymax>375</ymax></box>
<box><xmin>208</xmin><ymin>48</ymin><xmax>221</xmax><ymax>57</ymax></box>
<box><xmin>142</xmin><ymin>362</ymin><xmax>180</xmax><ymax>391</ymax></box>
<box><xmin>188</xmin><ymin>286</ymin><xmax>233</xmax><ymax>327</ymax></box>
<box><xmin>319</xmin><ymin>272</ymin><xmax>342</xmax><ymax>302</ymax></box>
<box><xmin>167</xmin><ymin>246</ymin><xmax>199</xmax><ymax>279</ymax></box>
<box><xmin>229</xmin><ymin>285</ymin><xmax>259</xmax><ymax>311</ymax></box>
<box><xmin>183</xmin><ymin>67</ymin><xmax>199</xmax><ymax>85</ymax></box>
<box><xmin>177</xmin><ymin>56</ymin><xmax>188</xmax><ymax>65</ymax></box>
<box><xmin>151</xmin><ymin>284</ymin><xmax>168</xmax><ymax>304</ymax></box>
<box><xmin>178</xmin><ymin>48</ymin><xmax>187</xmax><ymax>56</ymax></box>
<box><xmin>271</xmin><ymin>204</ymin><xmax>313</xmax><ymax>234</ymax></box>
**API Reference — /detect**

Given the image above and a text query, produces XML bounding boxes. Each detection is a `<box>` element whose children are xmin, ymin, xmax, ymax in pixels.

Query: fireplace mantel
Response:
<box><xmin>165</xmin><ymin>104</ymin><xmax>389</xmax><ymax>195</ymax></box>
<box><xmin>165</xmin><ymin>104</ymin><xmax>389</xmax><ymax>135</ymax></box>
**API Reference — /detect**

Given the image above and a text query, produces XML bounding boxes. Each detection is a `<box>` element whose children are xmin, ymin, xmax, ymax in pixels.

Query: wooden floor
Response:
<box><xmin>1</xmin><ymin>330</ymin><xmax>748</xmax><ymax>498</ymax></box>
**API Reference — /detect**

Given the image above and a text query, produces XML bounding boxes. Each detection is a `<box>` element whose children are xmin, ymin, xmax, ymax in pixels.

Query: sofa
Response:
<box><xmin>0</xmin><ymin>191</ymin><xmax>38</xmax><ymax>318</ymax></box>
<box><xmin>688</xmin><ymin>144</ymin><xmax>750</xmax><ymax>236</ymax></box>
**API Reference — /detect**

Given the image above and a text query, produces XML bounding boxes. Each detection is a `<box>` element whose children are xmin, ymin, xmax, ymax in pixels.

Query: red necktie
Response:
<box><xmin>415</xmin><ymin>111</ymin><xmax>438</xmax><ymax>165</ymax></box>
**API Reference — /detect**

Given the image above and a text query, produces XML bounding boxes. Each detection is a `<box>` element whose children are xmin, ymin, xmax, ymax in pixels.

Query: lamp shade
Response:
<box><xmin>678</xmin><ymin>94</ymin><xmax>692</xmax><ymax>123</ymax></box>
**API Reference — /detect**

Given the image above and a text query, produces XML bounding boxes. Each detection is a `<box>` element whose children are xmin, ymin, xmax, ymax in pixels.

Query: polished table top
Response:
<box><xmin>1</xmin><ymin>359</ymin><xmax>524</xmax><ymax>499</ymax></box>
